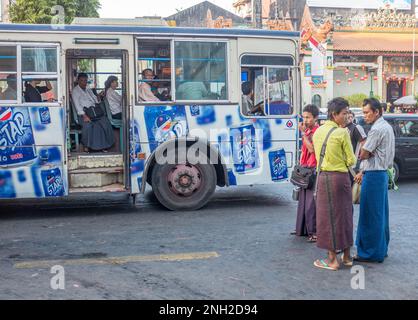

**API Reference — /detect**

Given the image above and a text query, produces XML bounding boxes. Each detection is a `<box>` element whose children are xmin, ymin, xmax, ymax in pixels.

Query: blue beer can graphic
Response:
<box><xmin>190</xmin><ymin>105</ymin><xmax>200</xmax><ymax>117</ymax></box>
<box><xmin>144</xmin><ymin>106</ymin><xmax>188</xmax><ymax>153</ymax></box>
<box><xmin>39</xmin><ymin>107</ymin><xmax>51</xmax><ymax>125</ymax></box>
<box><xmin>41</xmin><ymin>167</ymin><xmax>65</xmax><ymax>197</ymax></box>
<box><xmin>196</xmin><ymin>106</ymin><xmax>216</xmax><ymax>125</ymax></box>
<box><xmin>0</xmin><ymin>107</ymin><xmax>37</xmax><ymax>167</ymax></box>
<box><xmin>0</xmin><ymin>170</ymin><xmax>16</xmax><ymax>198</ymax></box>
<box><xmin>230</xmin><ymin>123</ymin><xmax>260</xmax><ymax>174</ymax></box>
<box><xmin>269</xmin><ymin>149</ymin><xmax>288</xmax><ymax>181</ymax></box>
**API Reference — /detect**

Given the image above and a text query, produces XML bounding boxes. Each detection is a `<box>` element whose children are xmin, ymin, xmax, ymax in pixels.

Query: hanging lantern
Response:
<box><xmin>373</xmin><ymin>76</ymin><xmax>378</xmax><ymax>81</ymax></box>
<box><xmin>309</xmin><ymin>81</ymin><xmax>314</xmax><ymax>86</ymax></box>
<box><xmin>362</xmin><ymin>64</ymin><xmax>366</xmax><ymax>71</ymax></box>
<box><xmin>323</xmin><ymin>81</ymin><xmax>328</xmax><ymax>85</ymax></box>
<box><xmin>364</xmin><ymin>74</ymin><xmax>368</xmax><ymax>80</ymax></box>
<box><xmin>336</xmin><ymin>79</ymin><xmax>341</xmax><ymax>85</ymax></box>
<box><xmin>344</xmin><ymin>68</ymin><xmax>350</xmax><ymax>75</ymax></box>
<box><xmin>348</xmin><ymin>78</ymin><xmax>353</xmax><ymax>85</ymax></box>
<box><xmin>354</xmin><ymin>72</ymin><xmax>359</xmax><ymax>79</ymax></box>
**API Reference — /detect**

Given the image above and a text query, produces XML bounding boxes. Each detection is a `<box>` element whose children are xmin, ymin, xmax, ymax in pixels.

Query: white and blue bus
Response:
<box><xmin>0</xmin><ymin>24</ymin><xmax>301</xmax><ymax>210</ymax></box>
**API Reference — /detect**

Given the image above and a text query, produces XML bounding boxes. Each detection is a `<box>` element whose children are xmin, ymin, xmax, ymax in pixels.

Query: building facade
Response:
<box><xmin>167</xmin><ymin>1</ymin><xmax>244</xmax><ymax>28</ymax></box>
<box><xmin>300</xmin><ymin>4</ymin><xmax>418</xmax><ymax>108</ymax></box>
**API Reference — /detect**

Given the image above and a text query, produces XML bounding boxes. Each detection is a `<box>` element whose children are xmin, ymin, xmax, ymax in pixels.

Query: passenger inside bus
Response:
<box><xmin>72</xmin><ymin>73</ymin><xmax>115</xmax><ymax>153</ymax></box>
<box><xmin>0</xmin><ymin>75</ymin><xmax>17</xmax><ymax>100</ymax></box>
<box><xmin>104</xmin><ymin>75</ymin><xmax>122</xmax><ymax>120</ymax></box>
<box><xmin>241</xmin><ymin>81</ymin><xmax>265</xmax><ymax>116</ymax></box>
<box><xmin>176</xmin><ymin>67</ymin><xmax>209</xmax><ymax>100</ymax></box>
<box><xmin>138</xmin><ymin>69</ymin><xmax>160</xmax><ymax>102</ymax></box>
<box><xmin>24</xmin><ymin>80</ymin><xmax>53</xmax><ymax>102</ymax></box>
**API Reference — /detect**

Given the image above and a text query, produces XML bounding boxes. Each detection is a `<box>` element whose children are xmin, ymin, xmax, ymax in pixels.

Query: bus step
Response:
<box><xmin>68</xmin><ymin>154</ymin><xmax>123</xmax><ymax>171</ymax></box>
<box><xmin>69</xmin><ymin>167</ymin><xmax>124</xmax><ymax>174</ymax></box>
<box><xmin>69</xmin><ymin>183</ymin><xmax>126</xmax><ymax>194</ymax></box>
<box><xmin>69</xmin><ymin>169</ymin><xmax>124</xmax><ymax>188</ymax></box>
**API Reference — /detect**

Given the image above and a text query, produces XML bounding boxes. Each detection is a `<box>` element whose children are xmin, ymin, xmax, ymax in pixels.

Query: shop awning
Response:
<box><xmin>333</xmin><ymin>31</ymin><xmax>418</xmax><ymax>56</ymax></box>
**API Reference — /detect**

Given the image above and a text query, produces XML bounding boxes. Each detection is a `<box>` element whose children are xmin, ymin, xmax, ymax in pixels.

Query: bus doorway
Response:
<box><xmin>66</xmin><ymin>49</ymin><xmax>129</xmax><ymax>193</ymax></box>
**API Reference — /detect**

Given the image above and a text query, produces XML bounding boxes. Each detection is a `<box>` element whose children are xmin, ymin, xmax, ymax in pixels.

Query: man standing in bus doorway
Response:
<box><xmin>354</xmin><ymin>98</ymin><xmax>395</xmax><ymax>263</ymax></box>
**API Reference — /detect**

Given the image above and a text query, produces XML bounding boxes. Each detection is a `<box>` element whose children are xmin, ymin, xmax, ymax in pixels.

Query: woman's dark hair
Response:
<box><xmin>327</xmin><ymin>97</ymin><xmax>349</xmax><ymax>120</ymax></box>
<box><xmin>302</xmin><ymin>104</ymin><xmax>319</xmax><ymax>118</ymax></box>
<box><xmin>105</xmin><ymin>75</ymin><xmax>118</xmax><ymax>94</ymax></box>
<box><xmin>363</xmin><ymin>98</ymin><xmax>383</xmax><ymax>116</ymax></box>
<box><xmin>141</xmin><ymin>68</ymin><xmax>154</xmax><ymax>77</ymax></box>
<box><xmin>242</xmin><ymin>81</ymin><xmax>252</xmax><ymax>95</ymax></box>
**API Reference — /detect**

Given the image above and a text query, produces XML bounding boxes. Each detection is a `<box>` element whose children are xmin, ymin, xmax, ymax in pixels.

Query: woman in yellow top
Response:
<box><xmin>312</xmin><ymin>97</ymin><xmax>357</xmax><ymax>271</ymax></box>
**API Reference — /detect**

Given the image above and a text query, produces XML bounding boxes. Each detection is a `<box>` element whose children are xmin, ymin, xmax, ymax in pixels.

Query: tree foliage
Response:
<box><xmin>9</xmin><ymin>0</ymin><xmax>101</xmax><ymax>24</ymax></box>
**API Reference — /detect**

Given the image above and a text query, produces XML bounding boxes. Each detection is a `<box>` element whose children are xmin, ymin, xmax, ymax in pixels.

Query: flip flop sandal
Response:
<box><xmin>307</xmin><ymin>236</ymin><xmax>317</xmax><ymax>243</ymax></box>
<box><xmin>314</xmin><ymin>259</ymin><xmax>339</xmax><ymax>271</ymax></box>
<box><xmin>341</xmin><ymin>254</ymin><xmax>354</xmax><ymax>267</ymax></box>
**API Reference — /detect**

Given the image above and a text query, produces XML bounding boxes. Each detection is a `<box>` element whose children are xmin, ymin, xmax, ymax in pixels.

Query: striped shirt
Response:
<box><xmin>362</xmin><ymin>117</ymin><xmax>395</xmax><ymax>171</ymax></box>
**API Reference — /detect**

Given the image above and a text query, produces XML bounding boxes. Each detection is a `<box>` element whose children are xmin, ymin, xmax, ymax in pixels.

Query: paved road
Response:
<box><xmin>0</xmin><ymin>180</ymin><xmax>417</xmax><ymax>300</ymax></box>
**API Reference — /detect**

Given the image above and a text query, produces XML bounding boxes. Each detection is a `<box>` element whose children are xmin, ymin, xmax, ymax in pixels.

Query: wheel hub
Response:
<box><xmin>167</xmin><ymin>164</ymin><xmax>202</xmax><ymax>197</ymax></box>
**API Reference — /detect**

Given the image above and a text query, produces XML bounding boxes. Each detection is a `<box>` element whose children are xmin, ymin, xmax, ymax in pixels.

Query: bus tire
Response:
<box><xmin>151</xmin><ymin>162</ymin><xmax>217</xmax><ymax>211</ymax></box>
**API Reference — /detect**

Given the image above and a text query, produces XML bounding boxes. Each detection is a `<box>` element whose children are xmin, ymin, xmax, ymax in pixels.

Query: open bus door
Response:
<box><xmin>65</xmin><ymin>49</ymin><xmax>130</xmax><ymax>194</ymax></box>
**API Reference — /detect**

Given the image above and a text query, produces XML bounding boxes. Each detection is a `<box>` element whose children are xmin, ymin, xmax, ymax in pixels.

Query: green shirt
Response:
<box><xmin>313</xmin><ymin>120</ymin><xmax>356</xmax><ymax>173</ymax></box>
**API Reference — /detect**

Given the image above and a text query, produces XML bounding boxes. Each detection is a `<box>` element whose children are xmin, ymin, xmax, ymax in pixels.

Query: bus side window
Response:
<box><xmin>240</xmin><ymin>55</ymin><xmax>294</xmax><ymax>117</ymax></box>
<box><xmin>0</xmin><ymin>45</ymin><xmax>18</xmax><ymax>102</ymax></box>
<box><xmin>22</xmin><ymin>47</ymin><xmax>59</xmax><ymax>103</ymax></box>
<box><xmin>137</xmin><ymin>39</ymin><xmax>172</xmax><ymax>103</ymax></box>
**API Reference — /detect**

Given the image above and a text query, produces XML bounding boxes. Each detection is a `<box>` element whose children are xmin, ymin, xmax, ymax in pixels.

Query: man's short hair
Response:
<box><xmin>77</xmin><ymin>73</ymin><xmax>88</xmax><ymax>80</ymax></box>
<box><xmin>327</xmin><ymin>97</ymin><xmax>349</xmax><ymax>120</ymax></box>
<box><xmin>363</xmin><ymin>98</ymin><xmax>383</xmax><ymax>116</ymax></box>
<box><xmin>241</xmin><ymin>81</ymin><xmax>252</xmax><ymax>95</ymax></box>
<box><xmin>302</xmin><ymin>104</ymin><xmax>320</xmax><ymax>118</ymax></box>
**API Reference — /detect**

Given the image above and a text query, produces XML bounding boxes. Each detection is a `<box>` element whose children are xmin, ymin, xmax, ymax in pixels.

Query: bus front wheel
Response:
<box><xmin>151</xmin><ymin>163</ymin><xmax>217</xmax><ymax>211</ymax></box>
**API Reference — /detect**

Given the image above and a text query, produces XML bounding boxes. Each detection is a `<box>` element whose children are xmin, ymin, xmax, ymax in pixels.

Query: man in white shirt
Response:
<box><xmin>71</xmin><ymin>73</ymin><xmax>114</xmax><ymax>152</ymax></box>
<box><xmin>138</xmin><ymin>69</ymin><xmax>160</xmax><ymax>102</ymax></box>
<box><xmin>72</xmin><ymin>73</ymin><xmax>99</xmax><ymax>123</ymax></box>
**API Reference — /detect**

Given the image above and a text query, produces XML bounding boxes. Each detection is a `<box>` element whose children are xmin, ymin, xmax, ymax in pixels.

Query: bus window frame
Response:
<box><xmin>0</xmin><ymin>42</ymin><xmax>61</xmax><ymax>107</ymax></box>
<box><xmin>135</xmin><ymin>37</ymin><xmax>231</xmax><ymax>106</ymax></box>
<box><xmin>239</xmin><ymin>53</ymin><xmax>297</xmax><ymax>119</ymax></box>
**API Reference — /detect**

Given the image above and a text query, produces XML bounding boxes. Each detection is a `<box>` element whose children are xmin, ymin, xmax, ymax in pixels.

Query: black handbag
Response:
<box><xmin>290</xmin><ymin>165</ymin><xmax>316</xmax><ymax>189</ymax></box>
<box><xmin>84</xmin><ymin>103</ymin><xmax>105</xmax><ymax>121</ymax></box>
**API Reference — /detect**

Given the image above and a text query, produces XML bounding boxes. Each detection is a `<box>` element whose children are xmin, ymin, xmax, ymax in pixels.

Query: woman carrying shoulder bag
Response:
<box><xmin>312</xmin><ymin>98</ymin><xmax>357</xmax><ymax>271</ymax></box>
<box><xmin>294</xmin><ymin>104</ymin><xmax>320</xmax><ymax>242</ymax></box>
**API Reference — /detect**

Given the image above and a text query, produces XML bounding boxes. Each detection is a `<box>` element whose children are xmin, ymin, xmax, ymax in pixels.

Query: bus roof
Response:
<box><xmin>0</xmin><ymin>23</ymin><xmax>300</xmax><ymax>39</ymax></box>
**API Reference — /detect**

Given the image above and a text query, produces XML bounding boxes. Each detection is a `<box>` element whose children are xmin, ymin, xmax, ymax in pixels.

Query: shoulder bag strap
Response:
<box><xmin>314</xmin><ymin>127</ymin><xmax>337</xmax><ymax>199</ymax></box>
